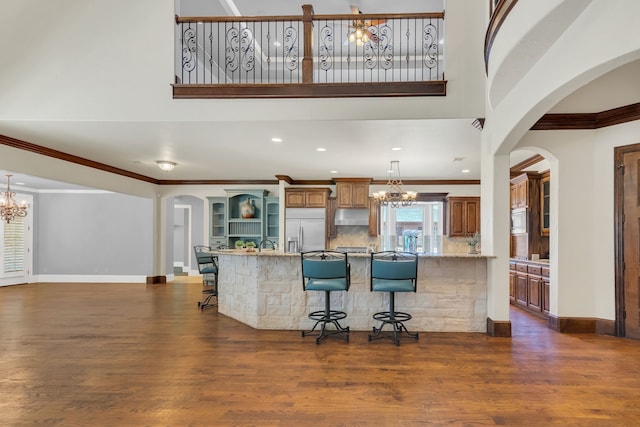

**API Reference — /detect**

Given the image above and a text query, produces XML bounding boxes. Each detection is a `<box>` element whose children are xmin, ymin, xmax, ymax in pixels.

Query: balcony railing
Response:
<box><xmin>174</xmin><ymin>5</ymin><xmax>446</xmax><ymax>98</ymax></box>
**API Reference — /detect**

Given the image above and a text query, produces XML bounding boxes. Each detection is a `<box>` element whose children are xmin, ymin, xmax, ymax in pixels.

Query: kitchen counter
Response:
<box><xmin>211</xmin><ymin>250</ymin><xmax>489</xmax><ymax>332</ymax></box>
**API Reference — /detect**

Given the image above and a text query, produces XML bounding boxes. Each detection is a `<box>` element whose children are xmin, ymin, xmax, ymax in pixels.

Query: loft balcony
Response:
<box><xmin>173</xmin><ymin>5</ymin><xmax>446</xmax><ymax>99</ymax></box>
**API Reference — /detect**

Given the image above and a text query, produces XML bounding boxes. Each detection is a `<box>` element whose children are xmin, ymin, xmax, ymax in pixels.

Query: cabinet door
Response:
<box><xmin>305</xmin><ymin>190</ymin><xmax>328</xmax><ymax>208</ymax></box>
<box><xmin>542</xmin><ymin>278</ymin><xmax>550</xmax><ymax>314</ymax></box>
<box><xmin>327</xmin><ymin>197</ymin><xmax>337</xmax><ymax>238</ymax></box>
<box><xmin>510</xmin><ymin>184</ymin><xmax>518</xmax><ymax>209</ymax></box>
<box><xmin>447</xmin><ymin>197</ymin><xmax>480</xmax><ymax>237</ymax></box>
<box><xmin>509</xmin><ymin>271</ymin><xmax>516</xmax><ymax>302</ymax></box>
<box><xmin>285</xmin><ymin>190</ymin><xmax>305</xmax><ymax>208</ymax></box>
<box><xmin>352</xmin><ymin>183</ymin><xmax>369</xmax><ymax>208</ymax></box>
<box><xmin>515</xmin><ymin>273</ymin><xmax>528</xmax><ymax>307</ymax></box>
<box><xmin>540</xmin><ymin>176</ymin><xmax>550</xmax><ymax>236</ymax></box>
<box><xmin>336</xmin><ymin>182</ymin><xmax>353</xmax><ymax>208</ymax></box>
<box><xmin>368</xmin><ymin>197</ymin><xmax>379</xmax><ymax>237</ymax></box>
<box><xmin>209</xmin><ymin>197</ymin><xmax>226</xmax><ymax>239</ymax></box>
<box><xmin>516</xmin><ymin>180</ymin><xmax>528</xmax><ymax>208</ymax></box>
<box><xmin>527</xmin><ymin>275</ymin><xmax>542</xmax><ymax>311</ymax></box>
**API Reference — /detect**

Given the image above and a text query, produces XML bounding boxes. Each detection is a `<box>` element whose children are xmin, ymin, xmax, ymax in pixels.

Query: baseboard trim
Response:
<box><xmin>146</xmin><ymin>275</ymin><xmax>167</xmax><ymax>284</ymax></box>
<box><xmin>596</xmin><ymin>318</ymin><xmax>616</xmax><ymax>336</ymax></box>
<box><xmin>35</xmin><ymin>275</ymin><xmax>147</xmax><ymax>283</ymax></box>
<box><xmin>547</xmin><ymin>315</ymin><xmax>597</xmax><ymax>333</ymax></box>
<box><xmin>487</xmin><ymin>317</ymin><xmax>512</xmax><ymax>337</ymax></box>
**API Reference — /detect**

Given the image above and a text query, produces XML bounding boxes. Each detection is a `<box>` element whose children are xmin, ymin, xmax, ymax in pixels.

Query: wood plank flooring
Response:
<box><xmin>2</xmin><ymin>281</ymin><xmax>640</xmax><ymax>426</ymax></box>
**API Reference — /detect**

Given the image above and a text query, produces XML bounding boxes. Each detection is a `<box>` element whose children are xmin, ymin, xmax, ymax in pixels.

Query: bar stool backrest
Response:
<box><xmin>370</xmin><ymin>251</ymin><xmax>418</xmax><ymax>290</ymax></box>
<box><xmin>301</xmin><ymin>250</ymin><xmax>350</xmax><ymax>290</ymax></box>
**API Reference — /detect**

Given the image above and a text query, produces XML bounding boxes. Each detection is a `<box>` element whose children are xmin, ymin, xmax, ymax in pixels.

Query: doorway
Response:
<box><xmin>0</xmin><ymin>195</ymin><xmax>33</xmax><ymax>286</ymax></box>
<box><xmin>615</xmin><ymin>143</ymin><xmax>640</xmax><ymax>338</ymax></box>
<box><xmin>173</xmin><ymin>204</ymin><xmax>192</xmax><ymax>277</ymax></box>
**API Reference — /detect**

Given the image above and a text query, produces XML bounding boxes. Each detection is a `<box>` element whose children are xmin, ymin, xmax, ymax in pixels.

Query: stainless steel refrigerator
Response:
<box><xmin>285</xmin><ymin>208</ymin><xmax>326</xmax><ymax>253</ymax></box>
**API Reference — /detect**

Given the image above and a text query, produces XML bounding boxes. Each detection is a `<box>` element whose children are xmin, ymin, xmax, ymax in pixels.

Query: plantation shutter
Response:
<box><xmin>4</xmin><ymin>216</ymin><xmax>25</xmax><ymax>273</ymax></box>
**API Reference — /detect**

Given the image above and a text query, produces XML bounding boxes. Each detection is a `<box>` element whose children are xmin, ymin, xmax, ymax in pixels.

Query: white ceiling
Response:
<box><xmin>0</xmin><ymin>0</ymin><xmax>633</xmax><ymax>191</ymax></box>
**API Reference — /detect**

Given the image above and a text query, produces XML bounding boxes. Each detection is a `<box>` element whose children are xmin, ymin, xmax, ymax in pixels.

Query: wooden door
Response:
<box><xmin>623</xmin><ymin>151</ymin><xmax>640</xmax><ymax>339</ymax></box>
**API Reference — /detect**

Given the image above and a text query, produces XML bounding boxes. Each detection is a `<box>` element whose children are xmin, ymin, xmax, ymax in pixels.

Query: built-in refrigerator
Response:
<box><xmin>285</xmin><ymin>208</ymin><xmax>326</xmax><ymax>252</ymax></box>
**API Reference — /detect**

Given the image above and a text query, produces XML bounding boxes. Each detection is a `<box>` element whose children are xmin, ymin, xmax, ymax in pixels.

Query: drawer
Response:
<box><xmin>509</xmin><ymin>263</ymin><xmax>516</xmax><ymax>271</ymax></box>
<box><xmin>528</xmin><ymin>265</ymin><xmax>542</xmax><ymax>275</ymax></box>
<box><xmin>516</xmin><ymin>263</ymin><xmax>528</xmax><ymax>273</ymax></box>
<box><xmin>542</xmin><ymin>266</ymin><xmax>550</xmax><ymax>277</ymax></box>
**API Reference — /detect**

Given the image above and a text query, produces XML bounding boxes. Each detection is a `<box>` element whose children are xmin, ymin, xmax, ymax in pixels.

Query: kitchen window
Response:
<box><xmin>379</xmin><ymin>201</ymin><xmax>444</xmax><ymax>254</ymax></box>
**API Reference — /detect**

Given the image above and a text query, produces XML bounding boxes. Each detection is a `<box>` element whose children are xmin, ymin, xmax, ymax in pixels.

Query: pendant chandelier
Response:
<box><xmin>0</xmin><ymin>174</ymin><xmax>28</xmax><ymax>223</ymax></box>
<box><xmin>372</xmin><ymin>161</ymin><xmax>417</xmax><ymax>208</ymax></box>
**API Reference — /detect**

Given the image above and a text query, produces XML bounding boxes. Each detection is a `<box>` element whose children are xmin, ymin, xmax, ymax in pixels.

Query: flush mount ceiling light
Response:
<box><xmin>156</xmin><ymin>160</ymin><xmax>176</xmax><ymax>172</ymax></box>
<box><xmin>372</xmin><ymin>160</ymin><xmax>417</xmax><ymax>208</ymax></box>
<box><xmin>0</xmin><ymin>174</ymin><xmax>27</xmax><ymax>223</ymax></box>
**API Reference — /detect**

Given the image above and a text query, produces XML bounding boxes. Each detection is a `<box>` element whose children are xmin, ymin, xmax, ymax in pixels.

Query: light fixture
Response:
<box><xmin>156</xmin><ymin>160</ymin><xmax>176</xmax><ymax>172</ymax></box>
<box><xmin>372</xmin><ymin>161</ymin><xmax>417</xmax><ymax>208</ymax></box>
<box><xmin>0</xmin><ymin>174</ymin><xmax>27</xmax><ymax>223</ymax></box>
<box><xmin>348</xmin><ymin>20</ymin><xmax>369</xmax><ymax>46</ymax></box>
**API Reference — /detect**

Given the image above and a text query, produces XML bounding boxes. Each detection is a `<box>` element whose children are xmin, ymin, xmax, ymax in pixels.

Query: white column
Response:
<box><xmin>481</xmin><ymin>126</ymin><xmax>511</xmax><ymax>324</ymax></box>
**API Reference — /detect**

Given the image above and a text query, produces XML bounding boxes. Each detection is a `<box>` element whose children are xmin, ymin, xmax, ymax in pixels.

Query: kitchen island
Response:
<box><xmin>213</xmin><ymin>250</ymin><xmax>489</xmax><ymax>332</ymax></box>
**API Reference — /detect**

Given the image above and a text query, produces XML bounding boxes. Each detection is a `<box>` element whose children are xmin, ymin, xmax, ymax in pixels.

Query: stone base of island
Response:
<box><xmin>214</xmin><ymin>251</ymin><xmax>488</xmax><ymax>332</ymax></box>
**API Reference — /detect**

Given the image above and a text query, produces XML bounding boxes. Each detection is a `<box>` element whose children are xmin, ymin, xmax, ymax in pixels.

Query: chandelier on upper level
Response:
<box><xmin>372</xmin><ymin>161</ymin><xmax>417</xmax><ymax>208</ymax></box>
<box><xmin>0</xmin><ymin>174</ymin><xmax>28</xmax><ymax>223</ymax></box>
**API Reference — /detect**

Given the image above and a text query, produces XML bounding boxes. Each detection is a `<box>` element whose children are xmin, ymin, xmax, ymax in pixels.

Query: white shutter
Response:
<box><xmin>4</xmin><ymin>216</ymin><xmax>25</xmax><ymax>273</ymax></box>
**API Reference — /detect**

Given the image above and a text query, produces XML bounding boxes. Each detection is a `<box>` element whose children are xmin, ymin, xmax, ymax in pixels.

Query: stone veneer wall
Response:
<box><xmin>217</xmin><ymin>253</ymin><xmax>487</xmax><ymax>332</ymax></box>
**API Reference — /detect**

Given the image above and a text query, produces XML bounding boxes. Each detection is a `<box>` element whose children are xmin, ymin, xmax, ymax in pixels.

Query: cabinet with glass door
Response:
<box><xmin>265</xmin><ymin>197</ymin><xmax>279</xmax><ymax>247</ymax></box>
<box><xmin>207</xmin><ymin>197</ymin><xmax>227</xmax><ymax>248</ymax></box>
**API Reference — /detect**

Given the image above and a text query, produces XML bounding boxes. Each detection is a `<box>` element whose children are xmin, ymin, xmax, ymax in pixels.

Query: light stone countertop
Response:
<box><xmin>211</xmin><ymin>249</ymin><xmax>492</xmax><ymax>258</ymax></box>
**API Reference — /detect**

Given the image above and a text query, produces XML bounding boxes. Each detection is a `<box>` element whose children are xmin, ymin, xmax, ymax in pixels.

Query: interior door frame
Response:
<box><xmin>613</xmin><ymin>143</ymin><xmax>640</xmax><ymax>337</ymax></box>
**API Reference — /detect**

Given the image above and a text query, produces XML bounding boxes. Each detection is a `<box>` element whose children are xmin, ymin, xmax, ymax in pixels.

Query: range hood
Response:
<box><xmin>334</xmin><ymin>208</ymin><xmax>369</xmax><ymax>226</ymax></box>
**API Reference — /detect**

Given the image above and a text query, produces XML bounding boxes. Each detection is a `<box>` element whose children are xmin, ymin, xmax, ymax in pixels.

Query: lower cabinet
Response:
<box><xmin>509</xmin><ymin>260</ymin><xmax>550</xmax><ymax>318</ymax></box>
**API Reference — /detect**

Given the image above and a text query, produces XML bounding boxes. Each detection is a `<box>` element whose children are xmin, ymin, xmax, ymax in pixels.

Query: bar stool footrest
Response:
<box><xmin>369</xmin><ymin>311</ymin><xmax>418</xmax><ymax>346</ymax></box>
<box><xmin>302</xmin><ymin>310</ymin><xmax>350</xmax><ymax>344</ymax></box>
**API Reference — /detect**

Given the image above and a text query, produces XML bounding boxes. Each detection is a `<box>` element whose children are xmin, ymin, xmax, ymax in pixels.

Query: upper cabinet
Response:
<box><xmin>540</xmin><ymin>173</ymin><xmax>550</xmax><ymax>236</ymax></box>
<box><xmin>334</xmin><ymin>179</ymin><xmax>370</xmax><ymax>208</ymax></box>
<box><xmin>207</xmin><ymin>196</ymin><xmax>227</xmax><ymax>248</ymax></box>
<box><xmin>447</xmin><ymin>196</ymin><xmax>480</xmax><ymax>237</ymax></box>
<box><xmin>510</xmin><ymin>173</ymin><xmax>529</xmax><ymax>208</ymax></box>
<box><xmin>285</xmin><ymin>188</ymin><xmax>331</xmax><ymax>208</ymax></box>
<box><xmin>368</xmin><ymin>198</ymin><xmax>379</xmax><ymax>237</ymax></box>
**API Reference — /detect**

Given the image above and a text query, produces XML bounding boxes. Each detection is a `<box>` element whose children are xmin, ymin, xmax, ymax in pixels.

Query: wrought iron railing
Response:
<box><xmin>175</xmin><ymin>6</ymin><xmax>444</xmax><ymax>87</ymax></box>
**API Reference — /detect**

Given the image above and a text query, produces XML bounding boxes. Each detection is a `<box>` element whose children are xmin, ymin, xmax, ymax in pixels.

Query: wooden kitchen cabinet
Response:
<box><xmin>334</xmin><ymin>179</ymin><xmax>370</xmax><ymax>208</ymax></box>
<box><xmin>327</xmin><ymin>197</ymin><xmax>337</xmax><ymax>238</ymax></box>
<box><xmin>447</xmin><ymin>197</ymin><xmax>480</xmax><ymax>237</ymax></box>
<box><xmin>285</xmin><ymin>188</ymin><xmax>331</xmax><ymax>208</ymax></box>
<box><xmin>510</xmin><ymin>173</ymin><xmax>528</xmax><ymax>208</ymax></box>
<box><xmin>368</xmin><ymin>197</ymin><xmax>379</xmax><ymax>237</ymax></box>
<box><xmin>510</xmin><ymin>260</ymin><xmax>550</xmax><ymax>318</ymax></box>
<box><xmin>540</xmin><ymin>173</ymin><xmax>550</xmax><ymax>236</ymax></box>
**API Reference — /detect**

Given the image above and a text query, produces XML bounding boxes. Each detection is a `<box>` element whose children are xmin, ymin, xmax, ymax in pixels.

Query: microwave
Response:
<box><xmin>511</xmin><ymin>207</ymin><xmax>527</xmax><ymax>234</ymax></box>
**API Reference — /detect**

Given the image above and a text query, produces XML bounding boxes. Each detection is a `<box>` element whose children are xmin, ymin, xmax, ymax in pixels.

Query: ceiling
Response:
<box><xmin>0</xmin><ymin>0</ymin><xmax>634</xmax><ymax>191</ymax></box>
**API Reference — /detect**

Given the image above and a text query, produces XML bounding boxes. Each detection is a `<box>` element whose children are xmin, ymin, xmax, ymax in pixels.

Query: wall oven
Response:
<box><xmin>511</xmin><ymin>207</ymin><xmax>527</xmax><ymax>234</ymax></box>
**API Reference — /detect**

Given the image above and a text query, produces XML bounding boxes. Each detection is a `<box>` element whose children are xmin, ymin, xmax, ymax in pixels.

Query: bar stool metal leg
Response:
<box><xmin>368</xmin><ymin>292</ymin><xmax>418</xmax><ymax>346</ymax></box>
<box><xmin>302</xmin><ymin>291</ymin><xmax>350</xmax><ymax>344</ymax></box>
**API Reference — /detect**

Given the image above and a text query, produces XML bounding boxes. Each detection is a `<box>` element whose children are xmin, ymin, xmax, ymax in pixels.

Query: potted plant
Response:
<box><xmin>235</xmin><ymin>240</ymin><xmax>245</xmax><ymax>250</ymax></box>
<box><xmin>465</xmin><ymin>232</ymin><xmax>480</xmax><ymax>254</ymax></box>
<box><xmin>245</xmin><ymin>241</ymin><xmax>257</xmax><ymax>252</ymax></box>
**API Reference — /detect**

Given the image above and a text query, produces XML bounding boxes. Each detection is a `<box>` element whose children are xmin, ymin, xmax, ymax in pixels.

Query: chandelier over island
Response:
<box><xmin>0</xmin><ymin>174</ymin><xmax>28</xmax><ymax>224</ymax></box>
<box><xmin>372</xmin><ymin>161</ymin><xmax>417</xmax><ymax>208</ymax></box>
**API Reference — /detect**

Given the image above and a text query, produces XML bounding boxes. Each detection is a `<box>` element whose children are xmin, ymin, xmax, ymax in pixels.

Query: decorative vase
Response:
<box><xmin>240</xmin><ymin>198</ymin><xmax>255</xmax><ymax>218</ymax></box>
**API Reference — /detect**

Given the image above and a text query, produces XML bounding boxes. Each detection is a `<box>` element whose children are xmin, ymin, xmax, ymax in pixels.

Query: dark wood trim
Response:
<box><xmin>172</xmin><ymin>81</ymin><xmax>447</xmax><ymax>99</ymax></box>
<box><xmin>484</xmin><ymin>0</ymin><xmax>518</xmax><ymax>73</ymax></box>
<box><xmin>510</xmin><ymin>154</ymin><xmax>545</xmax><ymax>173</ymax></box>
<box><xmin>371</xmin><ymin>179</ymin><xmax>480</xmax><ymax>185</ymax></box>
<box><xmin>613</xmin><ymin>143</ymin><xmax>640</xmax><ymax>337</ymax></box>
<box><xmin>332</xmin><ymin>177</ymin><xmax>372</xmax><ymax>183</ymax></box>
<box><xmin>547</xmin><ymin>314</ymin><xmax>596</xmax><ymax>333</ymax></box>
<box><xmin>532</xmin><ymin>103</ymin><xmax>640</xmax><ymax>130</ymax></box>
<box><xmin>275</xmin><ymin>175</ymin><xmax>293</xmax><ymax>184</ymax></box>
<box><xmin>157</xmin><ymin>179</ymin><xmax>278</xmax><ymax>186</ymax></box>
<box><xmin>0</xmin><ymin>134</ymin><xmax>159</xmax><ymax>184</ymax></box>
<box><xmin>176</xmin><ymin>12</ymin><xmax>444</xmax><ymax>24</ymax></box>
<box><xmin>596</xmin><ymin>318</ymin><xmax>616</xmax><ymax>336</ymax></box>
<box><xmin>486</xmin><ymin>317</ymin><xmax>512</xmax><ymax>337</ymax></box>
<box><xmin>146</xmin><ymin>276</ymin><xmax>167</xmax><ymax>284</ymax></box>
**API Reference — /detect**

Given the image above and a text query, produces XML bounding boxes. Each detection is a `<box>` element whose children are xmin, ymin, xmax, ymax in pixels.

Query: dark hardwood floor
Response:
<box><xmin>1</xmin><ymin>280</ymin><xmax>640</xmax><ymax>426</ymax></box>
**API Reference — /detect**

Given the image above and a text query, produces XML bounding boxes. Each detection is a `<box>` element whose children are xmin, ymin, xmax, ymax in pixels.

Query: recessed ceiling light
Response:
<box><xmin>391</xmin><ymin>147</ymin><xmax>402</xmax><ymax>151</ymax></box>
<box><xmin>15</xmin><ymin>182</ymin><xmax>25</xmax><ymax>186</ymax></box>
<box><xmin>316</xmin><ymin>147</ymin><xmax>326</xmax><ymax>152</ymax></box>
<box><xmin>454</xmin><ymin>157</ymin><xmax>465</xmax><ymax>162</ymax></box>
<box><xmin>156</xmin><ymin>160</ymin><xmax>177</xmax><ymax>172</ymax></box>
<box><xmin>330</xmin><ymin>170</ymin><xmax>338</xmax><ymax>174</ymax></box>
<box><xmin>461</xmin><ymin>169</ymin><xmax>470</xmax><ymax>174</ymax></box>
<box><xmin>271</xmin><ymin>137</ymin><xmax>282</xmax><ymax>143</ymax></box>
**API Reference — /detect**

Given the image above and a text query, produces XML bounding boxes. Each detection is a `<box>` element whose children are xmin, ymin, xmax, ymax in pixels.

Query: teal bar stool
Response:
<box><xmin>368</xmin><ymin>251</ymin><xmax>419</xmax><ymax>345</ymax></box>
<box><xmin>301</xmin><ymin>250</ymin><xmax>351</xmax><ymax>344</ymax></box>
<box><xmin>194</xmin><ymin>245</ymin><xmax>218</xmax><ymax>310</ymax></box>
